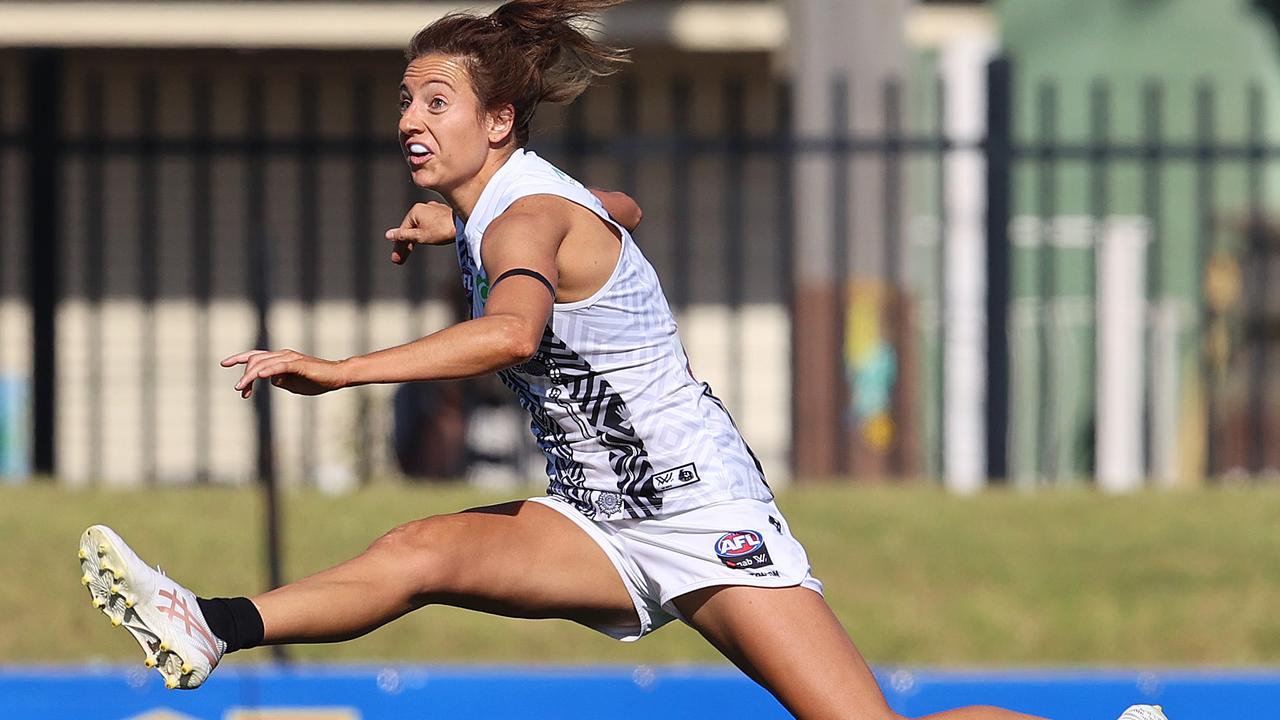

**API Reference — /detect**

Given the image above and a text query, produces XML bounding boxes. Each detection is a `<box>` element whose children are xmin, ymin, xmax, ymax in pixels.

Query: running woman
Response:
<box><xmin>78</xmin><ymin>2</ymin><xmax>1167</xmax><ymax>718</ymax></box>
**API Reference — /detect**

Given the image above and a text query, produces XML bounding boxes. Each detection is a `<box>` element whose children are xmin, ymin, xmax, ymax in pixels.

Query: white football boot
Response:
<box><xmin>1116</xmin><ymin>705</ymin><xmax>1168</xmax><ymax>720</ymax></box>
<box><xmin>79</xmin><ymin>525</ymin><xmax>225</xmax><ymax>689</ymax></box>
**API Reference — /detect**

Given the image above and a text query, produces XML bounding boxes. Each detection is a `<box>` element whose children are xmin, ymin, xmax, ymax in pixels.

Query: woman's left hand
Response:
<box><xmin>221</xmin><ymin>349</ymin><xmax>348</xmax><ymax>399</ymax></box>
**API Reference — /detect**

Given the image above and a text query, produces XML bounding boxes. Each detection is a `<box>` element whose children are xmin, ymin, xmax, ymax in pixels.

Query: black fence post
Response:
<box><xmin>1194</xmin><ymin>82</ymin><xmax>1216</xmax><ymax>480</ymax></box>
<box><xmin>933</xmin><ymin>74</ymin><xmax>948</xmax><ymax>481</ymax></box>
<box><xmin>246</xmin><ymin>75</ymin><xmax>286</xmax><ymax>662</ymax></box>
<box><xmin>618</xmin><ymin>78</ymin><xmax>638</xmax><ymax>197</ymax></box>
<box><xmin>1087</xmin><ymin>80</ymin><xmax>1111</xmax><ymax>481</ymax></box>
<box><xmin>985</xmin><ymin>55</ymin><xmax>1013</xmax><ymax>483</ymax></box>
<box><xmin>883</xmin><ymin>79</ymin><xmax>908</xmax><ymax>478</ymax></box>
<box><xmin>247</xmin><ymin>76</ymin><xmax>276</xmax><ymax>490</ymax></box>
<box><xmin>25</xmin><ymin>49</ymin><xmax>63</xmax><ymax>478</ymax></box>
<box><xmin>1035</xmin><ymin>81</ymin><xmax>1059</xmax><ymax>483</ymax></box>
<box><xmin>299</xmin><ymin>76</ymin><xmax>319</xmax><ymax>485</ymax></box>
<box><xmin>352</xmin><ymin>79</ymin><xmax>374</xmax><ymax>484</ymax></box>
<box><xmin>139</xmin><ymin>74</ymin><xmax>159</xmax><ymax>486</ymax></box>
<box><xmin>669</xmin><ymin>79</ymin><xmax>691</xmax><ymax>311</ymax></box>
<box><xmin>1245</xmin><ymin>83</ymin><xmax>1267</xmax><ymax>474</ymax></box>
<box><xmin>1141</xmin><ymin>81</ymin><xmax>1164</xmax><ymax>481</ymax></box>
<box><xmin>830</xmin><ymin>75</ymin><xmax>850</xmax><ymax>477</ymax></box>
<box><xmin>192</xmin><ymin>73</ymin><xmax>213</xmax><ymax>483</ymax></box>
<box><xmin>85</xmin><ymin>76</ymin><xmax>105</xmax><ymax>482</ymax></box>
<box><xmin>775</xmin><ymin>81</ymin><xmax>795</xmax><ymax>477</ymax></box>
<box><xmin>723</xmin><ymin>76</ymin><xmax>745</xmax><ymax>412</ymax></box>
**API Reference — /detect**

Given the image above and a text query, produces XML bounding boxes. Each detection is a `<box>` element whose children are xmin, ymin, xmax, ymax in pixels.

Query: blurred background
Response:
<box><xmin>0</xmin><ymin>0</ymin><xmax>1279</xmax><ymax>718</ymax></box>
<box><xmin>2</xmin><ymin>0</ymin><xmax>1278</xmax><ymax>493</ymax></box>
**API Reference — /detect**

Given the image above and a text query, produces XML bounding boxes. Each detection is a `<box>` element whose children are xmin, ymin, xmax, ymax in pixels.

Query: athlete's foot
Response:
<box><xmin>1116</xmin><ymin>705</ymin><xmax>1168</xmax><ymax>720</ymax></box>
<box><xmin>79</xmin><ymin>525</ymin><xmax>225</xmax><ymax>689</ymax></box>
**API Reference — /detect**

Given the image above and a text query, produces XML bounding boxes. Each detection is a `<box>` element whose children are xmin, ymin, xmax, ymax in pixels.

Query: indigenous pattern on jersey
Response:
<box><xmin>455</xmin><ymin>148</ymin><xmax>771</xmax><ymax>520</ymax></box>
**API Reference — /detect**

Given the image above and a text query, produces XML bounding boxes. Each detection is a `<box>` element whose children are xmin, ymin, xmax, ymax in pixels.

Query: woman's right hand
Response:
<box><xmin>385</xmin><ymin>200</ymin><xmax>457</xmax><ymax>265</ymax></box>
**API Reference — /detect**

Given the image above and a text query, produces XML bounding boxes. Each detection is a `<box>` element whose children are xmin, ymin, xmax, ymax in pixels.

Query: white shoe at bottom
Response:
<box><xmin>1116</xmin><ymin>705</ymin><xmax>1169</xmax><ymax>720</ymax></box>
<box><xmin>79</xmin><ymin>525</ymin><xmax>226</xmax><ymax>689</ymax></box>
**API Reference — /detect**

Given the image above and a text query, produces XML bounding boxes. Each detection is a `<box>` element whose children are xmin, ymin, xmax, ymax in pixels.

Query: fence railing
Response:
<box><xmin>0</xmin><ymin>48</ymin><xmax>1275</xmax><ymax>490</ymax></box>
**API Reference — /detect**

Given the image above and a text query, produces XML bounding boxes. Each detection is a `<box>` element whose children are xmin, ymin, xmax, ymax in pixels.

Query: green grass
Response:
<box><xmin>3</xmin><ymin>483</ymin><xmax>1279</xmax><ymax>667</ymax></box>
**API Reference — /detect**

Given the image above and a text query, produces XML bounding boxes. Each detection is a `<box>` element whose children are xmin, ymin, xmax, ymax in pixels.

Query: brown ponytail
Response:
<box><xmin>408</xmin><ymin>0</ymin><xmax>630</xmax><ymax>146</ymax></box>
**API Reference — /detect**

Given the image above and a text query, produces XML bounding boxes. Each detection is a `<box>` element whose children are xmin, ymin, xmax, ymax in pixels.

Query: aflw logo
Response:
<box><xmin>652</xmin><ymin>462</ymin><xmax>700</xmax><ymax>492</ymax></box>
<box><xmin>714</xmin><ymin>530</ymin><xmax>773</xmax><ymax>569</ymax></box>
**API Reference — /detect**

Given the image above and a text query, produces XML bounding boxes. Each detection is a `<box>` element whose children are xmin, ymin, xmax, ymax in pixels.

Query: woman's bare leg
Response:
<box><xmin>251</xmin><ymin>500</ymin><xmax>638</xmax><ymax>643</ymax></box>
<box><xmin>673</xmin><ymin>585</ymin><xmax>1047</xmax><ymax>720</ymax></box>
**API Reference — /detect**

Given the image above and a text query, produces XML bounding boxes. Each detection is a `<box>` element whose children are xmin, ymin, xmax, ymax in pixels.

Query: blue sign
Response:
<box><xmin>0</xmin><ymin>375</ymin><xmax>29</xmax><ymax>481</ymax></box>
<box><xmin>1</xmin><ymin>665</ymin><xmax>1275</xmax><ymax>719</ymax></box>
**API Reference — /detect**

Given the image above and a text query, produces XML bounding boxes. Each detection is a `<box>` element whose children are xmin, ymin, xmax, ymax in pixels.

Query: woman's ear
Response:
<box><xmin>487</xmin><ymin>104</ymin><xmax>516</xmax><ymax>144</ymax></box>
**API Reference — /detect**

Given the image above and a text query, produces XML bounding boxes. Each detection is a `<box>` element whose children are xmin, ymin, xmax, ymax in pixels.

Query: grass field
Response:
<box><xmin>3</xmin><ymin>482</ymin><xmax>1278</xmax><ymax>668</ymax></box>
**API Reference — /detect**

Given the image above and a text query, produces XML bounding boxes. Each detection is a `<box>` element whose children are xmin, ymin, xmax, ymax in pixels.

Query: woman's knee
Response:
<box><xmin>364</xmin><ymin>514</ymin><xmax>469</xmax><ymax>597</ymax></box>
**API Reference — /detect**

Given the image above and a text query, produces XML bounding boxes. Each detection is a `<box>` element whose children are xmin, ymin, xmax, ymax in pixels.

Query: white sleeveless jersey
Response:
<box><xmin>454</xmin><ymin>148</ymin><xmax>773</xmax><ymax>520</ymax></box>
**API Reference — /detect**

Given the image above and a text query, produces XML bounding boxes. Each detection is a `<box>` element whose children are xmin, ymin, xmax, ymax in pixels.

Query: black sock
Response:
<box><xmin>196</xmin><ymin>597</ymin><xmax>264</xmax><ymax>653</ymax></box>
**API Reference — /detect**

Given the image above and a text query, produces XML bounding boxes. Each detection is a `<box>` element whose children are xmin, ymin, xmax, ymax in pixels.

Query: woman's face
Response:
<box><xmin>398</xmin><ymin>53</ymin><xmax>509</xmax><ymax>193</ymax></box>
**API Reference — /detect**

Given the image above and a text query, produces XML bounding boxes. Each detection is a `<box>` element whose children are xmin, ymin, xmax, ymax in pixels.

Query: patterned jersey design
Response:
<box><xmin>501</xmin><ymin>327</ymin><xmax>660</xmax><ymax>518</ymax></box>
<box><xmin>455</xmin><ymin>148</ymin><xmax>773</xmax><ymax>520</ymax></box>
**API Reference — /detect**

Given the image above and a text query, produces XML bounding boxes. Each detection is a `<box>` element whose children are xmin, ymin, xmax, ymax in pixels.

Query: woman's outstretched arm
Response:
<box><xmin>223</xmin><ymin>196</ymin><xmax>570</xmax><ymax>397</ymax></box>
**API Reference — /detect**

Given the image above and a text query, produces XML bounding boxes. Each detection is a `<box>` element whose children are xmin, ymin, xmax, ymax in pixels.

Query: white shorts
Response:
<box><xmin>528</xmin><ymin>494</ymin><xmax>824</xmax><ymax>641</ymax></box>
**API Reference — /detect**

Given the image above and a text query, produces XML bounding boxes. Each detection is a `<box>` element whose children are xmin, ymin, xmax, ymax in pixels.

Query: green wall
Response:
<box><xmin>998</xmin><ymin>0</ymin><xmax>1280</xmax><ymax>482</ymax></box>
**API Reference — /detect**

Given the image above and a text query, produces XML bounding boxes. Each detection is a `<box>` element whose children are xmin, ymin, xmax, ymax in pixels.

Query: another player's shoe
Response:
<box><xmin>78</xmin><ymin>525</ymin><xmax>225</xmax><ymax>689</ymax></box>
<box><xmin>1116</xmin><ymin>705</ymin><xmax>1169</xmax><ymax>720</ymax></box>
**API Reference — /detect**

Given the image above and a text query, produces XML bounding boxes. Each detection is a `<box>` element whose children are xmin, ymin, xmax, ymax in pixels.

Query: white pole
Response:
<box><xmin>1150</xmin><ymin>299</ymin><xmax>1183</xmax><ymax>488</ymax></box>
<box><xmin>1096</xmin><ymin>216</ymin><xmax>1149</xmax><ymax>493</ymax></box>
<box><xmin>940</xmin><ymin>35</ymin><xmax>996</xmax><ymax>494</ymax></box>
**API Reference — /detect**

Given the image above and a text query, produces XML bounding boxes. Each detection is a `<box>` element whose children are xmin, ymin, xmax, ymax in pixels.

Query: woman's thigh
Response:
<box><xmin>253</xmin><ymin>500</ymin><xmax>640</xmax><ymax>643</ymax></box>
<box><xmin>401</xmin><ymin>500</ymin><xmax>640</xmax><ymax>630</ymax></box>
<box><xmin>672</xmin><ymin>584</ymin><xmax>900</xmax><ymax>720</ymax></box>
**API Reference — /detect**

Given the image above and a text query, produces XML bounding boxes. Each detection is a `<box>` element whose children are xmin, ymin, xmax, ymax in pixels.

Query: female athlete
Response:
<box><xmin>78</xmin><ymin>2</ymin><xmax>1165</xmax><ymax>718</ymax></box>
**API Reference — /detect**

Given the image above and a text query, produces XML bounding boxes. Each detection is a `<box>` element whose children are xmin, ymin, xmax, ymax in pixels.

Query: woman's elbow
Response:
<box><xmin>617</xmin><ymin>194</ymin><xmax>642</xmax><ymax>231</ymax></box>
<box><xmin>506</xmin><ymin>336</ymin><xmax>539</xmax><ymax>365</ymax></box>
<box><xmin>495</xmin><ymin>319</ymin><xmax>540</xmax><ymax>365</ymax></box>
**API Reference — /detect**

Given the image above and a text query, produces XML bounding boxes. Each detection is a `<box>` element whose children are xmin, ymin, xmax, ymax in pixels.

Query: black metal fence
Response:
<box><xmin>0</xmin><ymin>48</ymin><xmax>1276</xmax><ymax>491</ymax></box>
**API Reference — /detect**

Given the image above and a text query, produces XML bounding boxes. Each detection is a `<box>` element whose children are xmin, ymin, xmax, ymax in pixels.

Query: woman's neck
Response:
<box><xmin>442</xmin><ymin>145</ymin><xmax>518</xmax><ymax>221</ymax></box>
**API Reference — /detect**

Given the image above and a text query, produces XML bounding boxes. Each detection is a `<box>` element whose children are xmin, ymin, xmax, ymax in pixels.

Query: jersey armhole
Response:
<box><xmin>486</xmin><ymin>188</ymin><xmax>630</xmax><ymax>312</ymax></box>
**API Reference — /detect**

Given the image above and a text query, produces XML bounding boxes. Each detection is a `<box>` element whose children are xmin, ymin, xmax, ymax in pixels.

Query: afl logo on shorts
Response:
<box><xmin>715</xmin><ymin>530</ymin><xmax>774</xmax><ymax>569</ymax></box>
